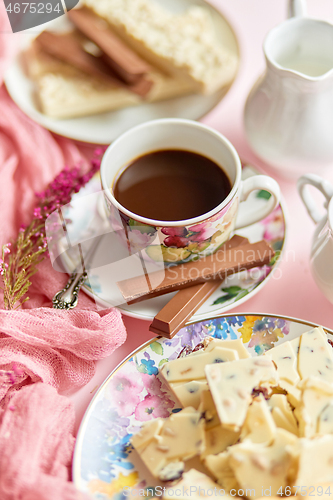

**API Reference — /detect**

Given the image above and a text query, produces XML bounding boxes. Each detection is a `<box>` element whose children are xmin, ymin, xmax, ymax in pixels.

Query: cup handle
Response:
<box><xmin>235</xmin><ymin>175</ymin><xmax>280</xmax><ymax>230</ymax></box>
<box><xmin>288</xmin><ymin>0</ymin><xmax>307</xmax><ymax>18</ymax></box>
<box><xmin>297</xmin><ymin>174</ymin><xmax>333</xmax><ymax>224</ymax></box>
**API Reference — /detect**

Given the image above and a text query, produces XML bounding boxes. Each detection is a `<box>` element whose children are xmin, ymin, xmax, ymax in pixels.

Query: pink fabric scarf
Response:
<box><xmin>0</xmin><ymin>3</ymin><xmax>127</xmax><ymax>498</ymax></box>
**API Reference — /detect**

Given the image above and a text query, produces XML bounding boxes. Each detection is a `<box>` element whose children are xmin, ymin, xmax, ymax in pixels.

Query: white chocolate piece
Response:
<box><xmin>202</xmin><ymin>424</ymin><xmax>240</xmax><ymax>458</ymax></box>
<box><xmin>240</xmin><ymin>395</ymin><xmax>276</xmax><ymax>444</ymax></box>
<box><xmin>278</xmin><ymin>379</ymin><xmax>302</xmax><ymax>408</ymax></box>
<box><xmin>290</xmin><ymin>336</ymin><xmax>301</xmax><ymax>354</ymax></box>
<box><xmin>163</xmin><ymin>469</ymin><xmax>219</xmax><ymax>500</ymax></box>
<box><xmin>266</xmin><ymin>341</ymin><xmax>300</xmax><ymax>385</ymax></box>
<box><xmin>268</xmin><ymin>394</ymin><xmax>299</xmax><ymax>435</ymax></box>
<box><xmin>298</xmin><ymin>327</ymin><xmax>333</xmax><ymax>383</ymax></box>
<box><xmin>159</xmin><ymin>461</ymin><xmax>185</xmax><ymax>482</ymax></box>
<box><xmin>315</xmin><ymin>326</ymin><xmax>329</xmax><ymax>339</ymax></box>
<box><xmin>205</xmin><ymin>357</ymin><xmax>278</xmax><ymax>430</ymax></box>
<box><xmin>131</xmin><ymin>408</ymin><xmax>205</xmax><ymax>479</ymax></box>
<box><xmin>228</xmin><ymin>429</ymin><xmax>297</xmax><ymax>498</ymax></box>
<box><xmin>161</xmin><ymin>347</ymin><xmax>239</xmax><ymax>383</ymax></box>
<box><xmin>292</xmin><ymin>435</ymin><xmax>333</xmax><ymax>486</ymax></box>
<box><xmin>199</xmin><ymin>390</ymin><xmax>221</xmax><ymax>429</ymax></box>
<box><xmin>204</xmin><ymin>452</ymin><xmax>239</xmax><ymax>491</ymax></box>
<box><xmin>131</xmin><ymin>418</ymin><xmax>164</xmax><ymax>450</ymax></box>
<box><xmin>318</xmin><ymin>403</ymin><xmax>333</xmax><ymax>435</ymax></box>
<box><xmin>295</xmin><ymin>377</ymin><xmax>333</xmax><ymax>437</ymax></box>
<box><xmin>271</xmin><ymin>407</ymin><xmax>299</xmax><ymax>436</ymax></box>
<box><xmin>204</xmin><ymin>339</ymin><xmax>251</xmax><ymax>359</ymax></box>
<box><xmin>170</xmin><ymin>380</ymin><xmax>208</xmax><ymax>409</ymax></box>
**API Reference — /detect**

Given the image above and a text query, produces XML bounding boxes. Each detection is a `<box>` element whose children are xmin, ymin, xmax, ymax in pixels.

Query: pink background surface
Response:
<box><xmin>69</xmin><ymin>0</ymin><xmax>333</xmax><ymax>434</ymax></box>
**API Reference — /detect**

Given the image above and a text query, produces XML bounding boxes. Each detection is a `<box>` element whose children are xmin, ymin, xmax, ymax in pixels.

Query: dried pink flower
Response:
<box><xmin>0</xmin><ymin>149</ymin><xmax>103</xmax><ymax>310</ymax></box>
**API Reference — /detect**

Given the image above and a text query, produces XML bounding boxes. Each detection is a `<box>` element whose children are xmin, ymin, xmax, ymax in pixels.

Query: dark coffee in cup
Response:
<box><xmin>112</xmin><ymin>149</ymin><xmax>232</xmax><ymax>221</ymax></box>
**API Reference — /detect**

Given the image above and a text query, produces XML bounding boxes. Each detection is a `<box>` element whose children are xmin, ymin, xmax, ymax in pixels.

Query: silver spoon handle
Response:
<box><xmin>52</xmin><ymin>271</ymin><xmax>88</xmax><ymax>309</ymax></box>
<box><xmin>52</xmin><ymin>235</ymin><xmax>103</xmax><ymax>309</ymax></box>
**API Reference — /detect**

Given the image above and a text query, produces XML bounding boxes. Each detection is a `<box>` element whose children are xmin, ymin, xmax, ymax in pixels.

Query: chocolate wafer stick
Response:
<box><xmin>117</xmin><ymin>239</ymin><xmax>275</xmax><ymax>304</ymax></box>
<box><xmin>149</xmin><ymin>236</ymin><xmax>249</xmax><ymax>338</ymax></box>
<box><xmin>68</xmin><ymin>7</ymin><xmax>151</xmax><ymax>84</ymax></box>
<box><xmin>36</xmin><ymin>31</ymin><xmax>153</xmax><ymax>97</ymax></box>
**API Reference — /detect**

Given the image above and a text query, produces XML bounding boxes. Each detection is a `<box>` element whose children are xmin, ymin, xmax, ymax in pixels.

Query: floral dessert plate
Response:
<box><xmin>58</xmin><ymin>165</ymin><xmax>286</xmax><ymax>321</ymax></box>
<box><xmin>73</xmin><ymin>313</ymin><xmax>333</xmax><ymax>499</ymax></box>
<box><xmin>4</xmin><ymin>0</ymin><xmax>239</xmax><ymax>144</ymax></box>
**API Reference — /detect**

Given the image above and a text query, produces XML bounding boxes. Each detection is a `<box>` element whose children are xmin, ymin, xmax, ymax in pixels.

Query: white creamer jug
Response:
<box><xmin>298</xmin><ymin>174</ymin><xmax>333</xmax><ymax>304</ymax></box>
<box><xmin>245</xmin><ymin>0</ymin><xmax>333</xmax><ymax>178</ymax></box>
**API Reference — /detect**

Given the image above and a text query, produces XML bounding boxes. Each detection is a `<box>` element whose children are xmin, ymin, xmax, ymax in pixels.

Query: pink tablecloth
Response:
<box><xmin>68</xmin><ymin>0</ymin><xmax>333</xmax><ymax>434</ymax></box>
<box><xmin>1</xmin><ymin>0</ymin><xmax>333</xmax><ymax>433</ymax></box>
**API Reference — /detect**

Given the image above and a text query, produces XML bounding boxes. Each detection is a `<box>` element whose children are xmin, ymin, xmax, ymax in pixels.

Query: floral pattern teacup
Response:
<box><xmin>101</xmin><ymin>119</ymin><xmax>280</xmax><ymax>264</ymax></box>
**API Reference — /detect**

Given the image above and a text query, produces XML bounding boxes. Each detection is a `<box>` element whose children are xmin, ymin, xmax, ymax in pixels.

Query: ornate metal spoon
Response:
<box><xmin>53</xmin><ymin>236</ymin><xmax>102</xmax><ymax>310</ymax></box>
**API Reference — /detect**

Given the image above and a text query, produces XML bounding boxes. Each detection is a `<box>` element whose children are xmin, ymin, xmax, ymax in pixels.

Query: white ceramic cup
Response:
<box><xmin>101</xmin><ymin>119</ymin><xmax>280</xmax><ymax>264</ymax></box>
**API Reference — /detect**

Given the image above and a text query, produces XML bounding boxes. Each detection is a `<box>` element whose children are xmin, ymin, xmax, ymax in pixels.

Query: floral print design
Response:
<box><xmin>210</xmin><ymin>202</ymin><xmax>285</xmax><ymax>308</ymax></box>
<box><xmin>150</xmin><ymin>198</ymin><xmax>238</xmax><ymax>263</ymax></box>
<box><xmin>76</xmin><ymin>315</ymin><xmax>310</xmax><ymax>500</ymax></box>
<box><xmin>108</xmin><ymin>196</ymin><xmax>239</xmax><ymax>264</ymax></box>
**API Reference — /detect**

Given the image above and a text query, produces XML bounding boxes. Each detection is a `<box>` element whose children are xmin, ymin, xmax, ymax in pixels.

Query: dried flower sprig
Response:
<box><xmin>0</xmin><ymin>151</ymin><xmax>103</xmax><ymax>310</ymax></box>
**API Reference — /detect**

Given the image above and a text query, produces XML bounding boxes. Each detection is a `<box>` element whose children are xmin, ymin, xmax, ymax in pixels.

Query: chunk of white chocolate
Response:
<box><xmin>298</xmin><ymin>327</ymin><xmax>333</xmax><ymax>383</ymax></box>
<box><xmin>170</xmin><ymin>380</ymin><xmax>208</xmax><ymax>409</ymax></box>
<box><xmin>291</xmin><ymin>435</ymin><xmax>333</xmax><ymax>486</ymax></box>
<box><xmin>199</xmin><ymin>389</ymin><xmax>221</xmax><ymax>429</ymax></box>
<box><xmin>268</xmin><ymin>394</ymin><xmax>299</xmax><ymax>436</ymax></box>
<box><xmin>266</xmin><ymin>341</ymin><xmax>300</xmax><ymax>385</ymax></box>
<box><xmin>131</xmin><ymin>418</ymin><xmax>164</xmax><ymax>451</ymax></box>
<box><xmin>271</xmin><ymin>407</ymin><xmax>298</xmax><ymax>436</ymax></box>
<box><xmin>131</xmin><ymin>407</ymin><xmax>205</xmax><ymax>480</ymax></box>
<box><xmin>201</xmin><ymin>424</ymin><xmax>240</xmax><ymax>458</ymax></box>
<box><xmin>228</xmin><ymin>429</ymin><xmax>297</xmax><ymax>498</ymax></box>
<box><xmin>319</xmin><ymin>403</ymin><xmax>333</xmax><ymax>435</ymax></box>
<box><xmin>163</xmin><ymin>469</ymin><xmax>219</xmax><ymax>500</ymax></box>
<box><xmin>205</xmin><ymin>357</ymin><xmax>278</xmax><ymax>430</ymax></box>
<box><xmin>240</xmin><ymin>394</ymin><xmax>276</xmax><ymax>444</ymax></box>
<box><xmin>295</xmin><ymin>377</ymin><xmax>333</xmax><ymax>437</ymax></box>
<box><xmin>204</xmin><ymin>339</ymin><xmax>251</xmax><ymax>359</ymax></box>
<box><xmin>161</xmin><ymin>347</ymin><xmax>239</xmax><ymax>383</ymax></box>
<box><xmin>204</xmin><ymin>452</ymin><xmax>239</xmax><ymax>491</ymax></box>
<box><xmin>278</xmin><ymin>379</ymin><xmax>302</xmax><ymax>408</ymax></box>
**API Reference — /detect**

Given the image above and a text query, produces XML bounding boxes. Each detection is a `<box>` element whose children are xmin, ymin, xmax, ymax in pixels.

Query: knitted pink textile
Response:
<box><xmin>0</xmin><ymin>382</ymin><xmax>88</xmax><ymax>500</ymax></box>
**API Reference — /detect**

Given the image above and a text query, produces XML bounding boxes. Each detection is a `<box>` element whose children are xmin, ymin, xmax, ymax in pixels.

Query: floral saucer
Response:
<box><xmin>59</xmin><ymin>165</ymin><xmax>286</xmax><ymax>320</ymax></box>
<box><xmin>73</xmin><ymin>313</ymin><xmax>333</xmax><ymax>499</ymax></box>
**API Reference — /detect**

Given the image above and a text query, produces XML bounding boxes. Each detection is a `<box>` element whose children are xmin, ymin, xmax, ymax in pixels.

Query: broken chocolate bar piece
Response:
<box><xmin>117</xmin><ymin>239</ymin><xmax>275</xmax><ymax>304</ymax></box>
<box><xmin>35</xmin><ymin>31</ymin><xmax>153</xmax><ymax>96</ymax></box>
<box><xmin>149</xmin><ymin>236</ymin><xmax>249</xmax><ymax>338</ymax></box>
<box><xmin>68</xmin><ymin>7</ymin><xmax>151</xmax><ymax>84</ymax></box>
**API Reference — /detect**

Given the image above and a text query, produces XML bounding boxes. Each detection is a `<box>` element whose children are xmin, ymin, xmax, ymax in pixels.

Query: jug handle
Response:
<box><xmin>288</xmin><ymin>0</ymin><xmax>307</xmax><ymax>18</ymax></box>
<box><xmin>297</xmin><ymin>174</ymin><xmax>333</xmax><ymax>224</ymax></box>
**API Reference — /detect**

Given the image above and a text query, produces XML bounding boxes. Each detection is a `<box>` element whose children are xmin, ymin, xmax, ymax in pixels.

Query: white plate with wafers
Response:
<box><xmin>4</xmin><ymin>0</ymin><xmax>239</xmax><ymax>144</ymax></box>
